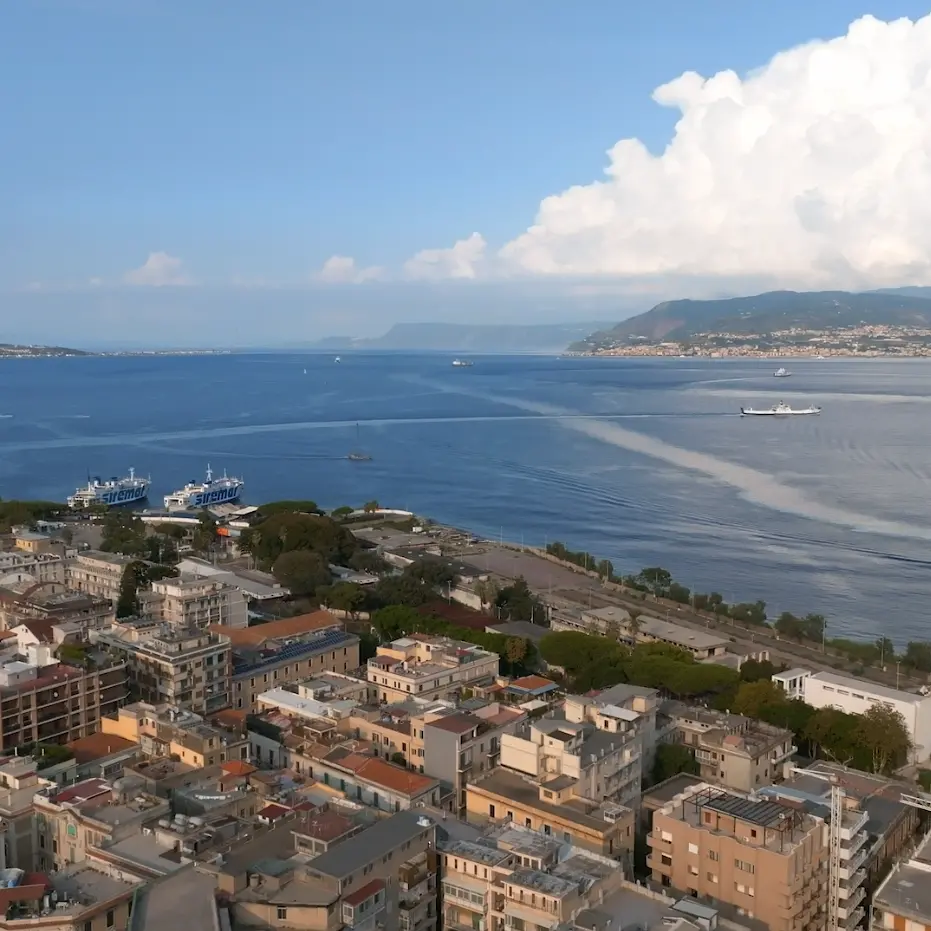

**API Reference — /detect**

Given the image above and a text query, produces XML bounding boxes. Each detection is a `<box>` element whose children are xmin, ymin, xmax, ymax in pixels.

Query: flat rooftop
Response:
<box><xmin>809</xmin><ymin>670</ymin><xmax>927</xmax><ymax>704</ymax></box>
<box><xmin>50</xmin><ymin>864</ymin><xmax>141</xmax><ymax>917</ymax></box>
<box><xmin>130</xmin><ymin>866</ymin><xmax>220</xmax><ymax>931</ymax></box>
<box><xmin>874</xmin><ymin>856</ymin><xmax>931</xmax><ymax>925</ymax></box>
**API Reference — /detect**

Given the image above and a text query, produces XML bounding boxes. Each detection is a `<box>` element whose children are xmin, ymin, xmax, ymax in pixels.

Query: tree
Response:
<box><xmin>272</xmin><ymin>551</ymin><xmax>332</xmax><ymax>596</ymax></box>
<box><xmin>372</xmin><ymin>574</ymin><xmax>432</xmax><ymax>608</ymax></box>
<box><xmin>628</xmin><ymin>610</ymin><xmax>643</xmax><ymax>638</ymax></box>
<box><xmin>801</xmin><ymin>613</ymin><xmax>826</xmax><ymax>642</ymax></box>
<box><xmin>739</xmin><ymin>659</ymin><xmax>778</xmax><ymax>682</ymax></box>
<box><xmin>331</xmin><ymin>506</ymin><xmax>354</xmax><ymax>519</ymax></box>
<box><xmin>495</xmin><ymin>577</ymin><xmax>542</xmax><ymax>622</ymax></box>
<box><xmin>775</xmin><ymin>612</ymin><xmax>804</xmax><ymax>641</ymax></box>
<box><xmin>855</xmin><ymin>704</ymin><xmax>913</xmax><ymax>774</ymax></box>
<box><xmin>667</xmin><ymin>582</ymin><xmax>691</xmax><ymax>604</ymax></box>
<box><xmin>390</xmin><ymin>752</ymin><xmax>407</xmax><ymax>767</ymax></box>
<box><xmin>505</xmin><ymin>637</ymin><xmax>528</xmax><ymax>666</ymax></box>
<box><xmin>604</xmin><ymin>620</ymin><xmax>621</xmax><ymax>641</ymax></box>
<box><xmin>804</xmin><ymin>708</ymin><xmax>859</xmax><ymax>763</ymax></box>
<box><xmin>242</xmin><ymin>511</ymin><xmax>359</xmax><ymax>567</ymax></box>
<box><xmin>324</xmin><ymin>582</ymin><xmax>365</xmax><ymax>615</ymax></box>
<box><xmin>903</xmin><ymin>642</ymin><xmax>931</xmax><ymax>672</ymax></box>
<box><xmin>371</xmin><ymin>605</ymin><xmax>421</xmax><ymax>641</ymax></box>
<box><xmin>406</xmin><ymin>559</ymin><xmax>457</xmax><ymax>589</ymax></box>
<box><xmin>116</xmin><ymin>560</ymin><xmax>147</xmax><ymax>618</ymax></box>
<box><xmin>362</xmin><ymin>500</ymin><xmax>380</xmax><ymax>513</ymax></box>
<box><xmin>474</xmin><ymin>578</ymin><xmax>501</xmax><ymax>608</ymax></box>
<box><xmin>732</xmin><ymin>680</ymin><xmax>789</xmax><ymax>719</ymax></box>
<box><xmin>651</xmin><ymin>743</ymin><xmax>700</xmax><ymax>786</ymax></box>
<box><xmin>193</xmin><ymin>510</ymin><xmax>218</xmax><ymax>555</ymax></box>
<box><xmin>348</xmin><ymin>549</ymin><xmax>387</xmax><ymax>574</ymax></box>
<box><xmin>636</xmin><ymin>567</ymin><xmax>672</xmax><ymax>596</ymax></box>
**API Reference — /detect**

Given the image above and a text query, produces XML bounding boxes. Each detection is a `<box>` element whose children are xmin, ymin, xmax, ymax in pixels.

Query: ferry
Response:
<box><xmin>451</xmin><ymin>359</ymin><xmax>473</xmax><ymax>367</ymax></box>
<box><xmin>774</xmin><ymin>367</ymin><xmax>791</xmax><ymax>377</ymax></box>
<box><xmin>67</xmin><ymin>469</ymin><xmax>150</xmax><ymax>509</ymax></box>
<box><xmin>740</xmin><ymin>402</ymin><xmax>821</xmax><ymax>416</ymax></box>
<box><xmin>164</xmin><ymin>466</ymin><xmax>243</xmax><ymax>510</ymax></box>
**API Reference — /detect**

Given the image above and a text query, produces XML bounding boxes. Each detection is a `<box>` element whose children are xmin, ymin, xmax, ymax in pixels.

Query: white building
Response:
<box><xmin>774</xmin><ymin>668</ymin><xmax>931</xmax><ymax>758</ymax></box>
<box><xmin>143</xmin><ymin>575</ymin><xmax>248</xmax><ymax>629</ymax></box>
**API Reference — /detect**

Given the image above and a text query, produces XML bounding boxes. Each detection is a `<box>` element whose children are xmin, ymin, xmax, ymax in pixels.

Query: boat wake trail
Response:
<box><xmin>404</xmin><ymin>376</ymin><xmax>931</xmax><ymax>543</ymax></box>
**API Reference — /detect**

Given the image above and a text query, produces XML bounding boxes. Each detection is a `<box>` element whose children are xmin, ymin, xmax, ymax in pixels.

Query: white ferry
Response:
<box><xmin>452</xmin><ymin>359</ymin><xmax>473</xmax><ymax>367</ymax></box>
<box><xmin>774</xmin><ymin>367</ymin><xmax>791</xmax><ymax>377</ymax></box>
<box><xmin>164</xmin><ymin>465</ymin><xmax>243</xmax><ymax>510</ymax></box>
<box><xmin>740</xmin><ymin>402</ymin><xmax>821</xmax><ymax>416</ymax></box>
<box><xmin>67</xmin><ymin>468</ymin><xmax>149</xmax><ymax>509</ymax></box>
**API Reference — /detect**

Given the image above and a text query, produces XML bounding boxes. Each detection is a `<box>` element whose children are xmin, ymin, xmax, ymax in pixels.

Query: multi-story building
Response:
<box><xmin>872</xmin><ymin>827</ymin><xmax>931</xmax><ymax>931</ymax></box>
<box><xmin>215</xmin><ymin>809</ymin><xmax>439</xmax><ymax>931</ymax></box>
<box><xmin>0</xmin><ymin>755</ymin><xmax>53</xmax><ymax>867</ymax></box>
<box><xmin>219</xmin><ymin>613</ymin><xmax>359</xmax><ymax>712</ymax></box>
<box><xmin>101</xmin><ymin>702</ymin><xmax>249</xmax><ymax>767</ymax></box>
<box><xmin>649</xmin><ymin>782</ymin><xmax>828</xmax><ymax>931</ymax></box>
<box><xmin>33</xmin><ymin>777</ymin><xmax>169</xmax><ymax>871</ymax></box>
<box><xmin>0</xmin><ymin>650</ymin><xmax>128</xmax><ymax>752</ymax></box>
<box><xmin>0</xmin><ymin>581</ymin><xmax>113</xmax><ymax>634</ymax></box>
<box><xmin>0</xmin><ymin>550</ymin><xmax>64</xmax><ymax>586</ymax></box>
<box><xmin>499</xmin><ymin>714</ymin><xmax>642</xmax><ymax>808</ymax></box>
<box><xmin>467</xmin><ymin>766</ymin><xmax>634</xmax><ymax>860</ymax></box>
<box><xmin>93</xmin><ymin>619</ymin><xmax>231</xmax><ymax>715</ymax></box>
<box><xmin>367</xmin><ymin>634</ymin><xmax>500</xmax><ymax>703</ymax></box>
<box><xmin>143</xmin><ymin>575</ymin><xmax>248</xmax><ymax>629</ymax></box>
<box><xmin>773</xmin><ymin>668</ymin><xmax>931</xmax><ymax>757</ymax></box>
<box><xmin>65</xmin><ymin>550</ymin><xmax>136</xmax><ymax>602</ymax></box>
<box><xmin>664</xmin><ymin>702</ymin><xmax>796</xmax><ymax>792</ymax></box>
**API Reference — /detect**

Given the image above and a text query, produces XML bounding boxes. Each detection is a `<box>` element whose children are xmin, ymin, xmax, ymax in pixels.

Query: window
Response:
<box><xmin>688</xmin><ymin>843</ymin><xmax>699</xmax><ymax>854</ymax></box>
<box><xmin>106</xmin><ymin>910</ymin><xmax>115</xmax><ymax>928</ymax></box>
<box><xmin>489</xmin><ymin>804</ymin><xmax>496</xmax><ymax>817</ymax></box>
<box><xmin>708</xmin><ymin>850</ymin><xmax>719</xmax><ymax>861</ymax></box>
<box><xmin>735</xmin><ymin>859</ymin><xmax>755</xmax><ymax>873</ymax></box>
<box><xmin>736</xmin><ymin>882</ymin><xmax>746</xmax><ymax>894</ymax></box>
<box><xmin>706</xmin><ymin>872</ymin><xmax>718</xmax><ymax>883</ymax></box>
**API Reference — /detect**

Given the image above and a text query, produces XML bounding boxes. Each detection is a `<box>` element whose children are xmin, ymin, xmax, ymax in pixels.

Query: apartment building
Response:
<box><xmin>213</xmin><ymin>809</ymin><xmax>439</xmax><ymax>931</ymax></box>
<box><xmin>144</xmin><ymin>575</ymin><xmax>248</xmax><ymax>629</ymax></box>
<box><xmin>93</xmin><ymin>619</ymin><xmax>231</xmax><ymax>715</ymax></box>
<box><xmin>0</xmin><ymin>650</ymin><xmax>128</xmax><ymax>752</ymax></box>
<box><xmin>219</xmin><ymin>612</ymin><xmax>360</xmax><ymax>712</ymax></box>
<box><xmin>500</xmin><ymin>715</ymin><xmax>642</xmax><ymax>808</ymax></box>
<box><xmin>101</xmin><ymin>702</ymin><xmax>249</xmax><ymax>767</ymax></box>
<box><xmin>0</xmin><ymin>755</ymin><xmax>53</xmax><ymax>868</ymax></box>
<box><xmin>467</xmin><ymin>767</ymin><xmax>634</xmax><ymax>860</ymax></box>
<box><xmin>0</xmin><ymin>550</ymin><xmax>64</xmax><ymax>585</ymax></box>
<box><xmin>33</xmin><ymin>777</ymin><xmax>169</xmax><ymax>872</ymax></box>
<box><xmin>0</xmin><ymin>581</ymin><xmax>113</xmax><ymax>634</ymax></box>
<box><xmin>65</xmin><ymin>550</ymin><xmax>136</xmax><ymax>601</ymax></box>
<box><xmin>649</xmin><ymin>783</ymin><xmax>828</xmax><ymax>931</ymax></box>
<box><xmin>664</xmin><ymin>702</ymin><xmax>796</xmax><ymax>792</ymax></box>
<box><xmin>367</xmin><ymin>634</ymin><xmax>500</xmax><ymax>703</ymax></box>
<box><xmin>873</xmin><ymin>828</ymin><xmax>931</xmax><ymax>931</ymax></box>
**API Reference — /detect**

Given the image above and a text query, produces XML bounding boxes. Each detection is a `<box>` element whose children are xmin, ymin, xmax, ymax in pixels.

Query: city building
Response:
<box><xmin>100</xmin><ymin>702</ymin><xmax>249</xmax><ymax>767</ymax></box>
<box><xmin>65</xmin><ymin>550</ymin><xmax>136</xmax><ymax>602</ymax></box>
<box><xmin>0</xmin><ymin>649</ymin><xmax>128</xmax><ymax>752</ymax></box>
<box><xmin>143</xmin><ymin>575</ymin><xmax>248</xmax><ymax>629</ymax></box>
<box><xmin>663</xmin><ymin>702</ymin><xmax>796</xmax><ymax>792</ymax></box>
<box><xmin>13</xmin><ymin>529</ymin><xmax>56</xmax><ymax>555</ymax></box>
<box><xmin>466</xmin><ymin>767</ymin><xmax>634</xmax><ymax>860</ymax></box>
<box><xmin>33</xmin><ymin>777</ymin><xmax>169</xmax><ymax>872</ymax></box>
<box><xmin>499</xmin><ymin>714</ymin><xmax>642</xmax><ymax>807</ymax></box>
<box><xmin>175</xmin><ymin>556</ymin><xmax>287</xmax><ymax>601</ymax></box>
<box><xmin>219</xmin><ymin>613</ymin><xmax>360</xmax><ymax>712</ymax></box>
<box><xmin>872</xmin><ymin>827</ymin><xmax>931</xmax><ymax>931</ymax></box>
<box><xmin>649</xmin><ymin>783</ymin><xmax>828</xmax><ymax>931</ymax></box>
<box><xmin>93</xmin><ymin>619</ymin><xmax>231</xmax><ymax>715</ymax></box>
<box><xmin>0</xmin><ymin>581</ymin><xmax>113</xmax><ymax>635</ymax></box>
<box><xmin>367</xmin><ymin>634</ymin><xmax>500</xmax><ymax>703</ymax></box>
<box><xmin>0</xmin><ymin>755</ymin><xmax>53</xmax><ymax>867</ymax></box>
<box><xmin>0</xmin><ymin>550</ymin><xmax>64</xmax><ymax>586</ymax></box>
<box><xmin>773</xmin><ymin>669</ymin><xmax>931</xmax><ymax>758</ymax></box>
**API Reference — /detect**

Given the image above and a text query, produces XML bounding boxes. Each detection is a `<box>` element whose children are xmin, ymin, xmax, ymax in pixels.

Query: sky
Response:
<box><xmin>5</xmin><ymin>0</ymin><xmax>931</xmax><ymax>347</ymax></box>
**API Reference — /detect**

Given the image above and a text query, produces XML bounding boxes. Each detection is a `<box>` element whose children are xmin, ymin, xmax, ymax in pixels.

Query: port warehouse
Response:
<box><xmin>136</xmin><ymin>504</ymin><xmax>259</xmax><ymax>536</ymax></box>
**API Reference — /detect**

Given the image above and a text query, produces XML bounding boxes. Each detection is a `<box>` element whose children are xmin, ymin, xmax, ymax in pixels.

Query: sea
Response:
<box><xmin>0</xmin><ymin>351</ymin><xmax>929</xmax><ymax>644</ymax></box>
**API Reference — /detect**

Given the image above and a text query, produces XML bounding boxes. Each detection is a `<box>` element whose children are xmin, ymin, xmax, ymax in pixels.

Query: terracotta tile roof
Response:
<box><xmin>295</xmin><ymin>809</ymin><xmax>354</xmax><ymax>841</ymax></box>
<box><xmin>211</xmin><ymin>709</ymin><xmax>247</xmax><ymax>730</ymax></box>
<box><xmin>427</xmin><ymin>713</ymin><xmax>481</xmax><ymax>735</ymax></box>
<box><xmin>220</xmin><ymin>760</ymin><xmax>256</xmax><ymax>777</ymax></box>
<box><xmin>509</xmin><ymin>675</ymin><xmax>557</xmax><ymax>691</ymax></box>
<box><xmin>483</xmin><ymin>708</ymin><xmax>524</xmax><ymax>727</ymax></box>
<box><xmin>343</xmin><ymin>878</ymin><xmax>385</xmax><ymax>907</ymax></box>
<box><xmin>66</xmin><ymin>732</ymin><xmax>138</xmax><ymax>764</ymax></box>
<box><xmin>0</xmin><ymin>630</ymin><xmax>15</xmax><ymax>641</ymax></box>
<box><xmin>353</xmin><ymin>758</ymin><xmax>436</xmax><ymax>797</ymax></box>
<box><xmin>209</xmin><ymin>610</ymin><xmax>339</xmax><ymax>646</ymax></box>
<box><xmin>258</xmin><ymin>803</ymin><xmax>290</xmax><ymax>821</ymax></box>
<box><xmin>48</xmin><ymin>778</ymin><xmax>110</xmax><ymax>805</ymax></box>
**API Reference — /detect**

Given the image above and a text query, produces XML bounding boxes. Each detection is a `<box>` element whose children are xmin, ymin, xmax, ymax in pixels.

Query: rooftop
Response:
<box><xmin>439</xmin><ymin>838</ymin><xmax>512</xmax><ymax>867</ymax></box>
<box><xmin>211</xmin><ymin>610</ymin><xmax>340</xmax><ymax>646</ymax></box>
<box><xmin>129</xmin><ymin>867</ymin><xmax>219</xmax><ymax>931</ymax></box>
<box><xmin>66</xmin><ymin>732</ymin><xmax>138</xmax><ymax>764</ymax></box>
<box><xmin>507</xmin><ymin>867</ymin><xmax>580</xmax><ymax>897</ymax></box>
<box><xmin>809</xmin><ymin>669</ymin><xmax>928</xmax><ymax>704</ymax></box>
<box><xmin>49</xmin><ymin>863</ymin><xmax>141</xmax><ymax>916</ymax></box>
<box><xmin>308</xmin><ymin>809</ymin><xmax>433</xmax><ymax>880</ymax></box>
<box><xmin>324</xmin><ymin>748</ymin><xmax>438</xmax><ymax>797</ymax></box>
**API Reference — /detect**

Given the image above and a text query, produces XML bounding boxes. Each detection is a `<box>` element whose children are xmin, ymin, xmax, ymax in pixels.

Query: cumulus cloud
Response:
<box><xmin>415</xmin><ymin>14</ymin><xmax>931</xmax><ymax>290</ymax></box>
<box><xmin>316</xmin><ymin>255</ymin><xmax>384</xmax><ymax>284</ymax></box>
<box><xmin>124</xmin><ymin>251</ymin><xmax>190</xmax><ymax>286</ymax></box>
<box><xmin>403</xmin><ymin>233</ymin><xmax>486</xmax><ymax>281</ymax></box>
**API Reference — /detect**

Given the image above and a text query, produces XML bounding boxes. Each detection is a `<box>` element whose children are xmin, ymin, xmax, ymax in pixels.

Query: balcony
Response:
<box><xmin>646</xmin><ymin>855</ymin><xmax>672</xmax><ymax>873</ymax></box>
<box><xmin>840</xmin><ymin>810</ymin><xmax>869</xmax><ymax>839</ymax></box>
<box><xmin>771</xmin><ymin>744</ymin><xmax>797</xmax><ymax>763</ymax></box>
<box><xmin>838</xmin><ymin>845</ymin><xmax>868</xmax><ymax>877</ymax></box>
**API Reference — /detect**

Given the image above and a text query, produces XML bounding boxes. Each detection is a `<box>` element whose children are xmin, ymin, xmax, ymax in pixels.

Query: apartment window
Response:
<box><xmin>688</xmin><ymin>866</ymin><xmax>699</xmax><ymax>876</ymax></box>
<box><xmin>489</xmin><ymin>804</ymin><xmax>496</xmax><ymax>818</ymax></box>
<box><xmin>688</xmin><ymin>843</ymin><xmax>699</xmax><ymax>854</ymax></box>
<box><xmin>106</xmin><ymin>910</ymin><xmax>115</xmax><ymax>928</ymax></box>
<box><xmin>708</xmin><ymin>850</ymin><xmax>719</xmax><ymax>861</ymax></box>
<box><xmin>736</xmin><ymin>882</ymin><xmax>746</xmax><ymax>894</ymax></box>
<box><xmin>660</xmin><ymin>831</ymin><xmax>673</xmax><ymax>843</ymax></box>
<box><xmin>735</xmin><ymin>860</ymin><xmax>755</xmax><ymax>873</ymax></box>
<box><xmin>747</xmin><ymin>887</ymin><xmax>755</xmax><ymax>897</ymax></box>
<box><xmin>706</xmin><ymin>873</ymin><xmax>718</xmax><ymax>883</ymax></box>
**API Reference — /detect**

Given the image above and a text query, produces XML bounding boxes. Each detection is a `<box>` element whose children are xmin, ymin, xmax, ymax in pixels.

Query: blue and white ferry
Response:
<box><xmin>164</xmin><ymin>465</ymin><xmax>243</xmax><ymax>511</ymax></box>
<box><xmin>67</xmin><ymin>468</ymin><xmax>150</xmax><ymax>509</ymax></box>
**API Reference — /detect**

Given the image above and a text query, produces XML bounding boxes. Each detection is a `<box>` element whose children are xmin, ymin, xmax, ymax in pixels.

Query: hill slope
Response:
<box><xmin>313</xmin><ymin>321</ymin><xmax>615</xmax><ymax>353</ymax></box>
<box><xmin>571</xmin><ymin>290</ymin><xmax>931</xmax><ymax>350</ymax></box>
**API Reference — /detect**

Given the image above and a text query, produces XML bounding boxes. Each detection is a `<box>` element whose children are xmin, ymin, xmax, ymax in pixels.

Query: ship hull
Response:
<box><xmin>740</xmin><ymin>408</ymin><xmax>820</xmax><ymax>416</ymax></box>
<box><xmin>68</xmin><ymin>484</ymin><xmax>149</xmax><ymax>509</ymax></box>
<box><xmin>164</xmin><ymin>483</ymin><xmax>243</xmax><ymax>510</ymax></box>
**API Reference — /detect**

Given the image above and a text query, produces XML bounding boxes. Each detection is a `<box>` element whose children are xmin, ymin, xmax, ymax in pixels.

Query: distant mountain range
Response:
<box><xmin>312</xmin><ymin>322</ymin><xmax>616</xmax><ymax>353</ymax></box>
<box><xmin>569</xmin><ymin>289</ymin><xmax>931</xmax><ymax>350</ymax></box>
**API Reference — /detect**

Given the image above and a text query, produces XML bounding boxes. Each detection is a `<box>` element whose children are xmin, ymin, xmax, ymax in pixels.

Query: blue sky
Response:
<box><xmin>4</xmin><ymin>0</ymin><xmax>931</xmax><ymax>346</ymax></box>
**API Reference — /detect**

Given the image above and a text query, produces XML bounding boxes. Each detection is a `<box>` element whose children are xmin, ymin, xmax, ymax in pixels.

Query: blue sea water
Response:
<box><xmin>0</xmin><ymin>351</ymin><xmax>929</xmax><ymax>643</ymax></box>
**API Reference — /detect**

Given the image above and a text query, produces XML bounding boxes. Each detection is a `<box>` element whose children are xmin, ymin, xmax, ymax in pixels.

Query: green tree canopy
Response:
<box><xmin>855</xmin><ymin>704</ymin><xmax>913</xmax><ymax>774</ymax></box>
<box><xmin>495</xmin><ymin>577</ymin><xmax>543</xmax><ymax>622</ymax></box>
<box><xmin>241</xmin><ymin>511</ymin><xmax>358</xmax><ymax>568</ymax></box>
<box><xmin>651</xmin><ymin>743</ymin><xmax>700</xmax><ymax>786</ymax></box>
<box><xmin>272</xmin><ymin>551</ymin><xmax>332</xmax><ymax>596</ymax></box>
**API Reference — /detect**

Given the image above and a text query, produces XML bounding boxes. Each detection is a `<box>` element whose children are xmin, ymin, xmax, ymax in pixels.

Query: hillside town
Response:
<box><xmin>0</xmin><ymin>508</ymin><xmax>925</xmax><ymax>931</ymax></box>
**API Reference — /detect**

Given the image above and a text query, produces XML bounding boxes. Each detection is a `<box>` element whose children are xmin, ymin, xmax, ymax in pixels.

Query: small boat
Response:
<box><xmin>451</xmin><ymin>359</ymin><xmax>473</xmax><ymax>367</ymax></box>
<box><xmin>334</xmin><ymin>356</ymin><xmax>341</xmax><ymax>364</ymax></box>
<box><xmin>814</xmin><ymin>354</ymin><xmax>826</xmax><ymax>360</ymax></box>
<box><xmin>347</xmin><ymin>423</ymin><xmax>371</xmax><ymax>461</ymax></box>
<box><xmin>774</xmin><ymin>367</ymin><xmax>791</xmax><ymax>377</ymax></box>
<box><xmin>741</xmin><ymin>401</ymin><xmax>821</xmax><ymax>416</ymax></box>
<box><xmin>303</xmin><ymin>368</ymin><xmax>307</xmax><ymax>375</ymax></box>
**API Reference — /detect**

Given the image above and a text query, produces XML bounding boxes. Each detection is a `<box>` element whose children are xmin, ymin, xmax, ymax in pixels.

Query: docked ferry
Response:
<box><xmin>164</xmin><ymin>466</ymin><xmax>243</xmax><ymax>510</ymax></box>
<box><xmin>67</xmin><ymin>468</ymin><xmax>150</xmax><ymax>509</ymax></box>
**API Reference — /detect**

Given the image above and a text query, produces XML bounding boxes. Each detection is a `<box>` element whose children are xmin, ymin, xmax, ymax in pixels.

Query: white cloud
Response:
<box><xmin>124</xmin><ymin>251</ymin><xmax>190</xmax><ymax>286</ymax></box>
<box><xmin>473</xmin><ymin>14</ymin><xmax>931</xmax><ymax>290</ymax></box>
<box><xmin>316</xmin><ymin>255</ymin><xmax>384</xmax><ymax>284</ymax></box>
<box><xmin>403</xmin><ymin>233</ymin><xmax>486</xmax><ymax>281</ymax></box>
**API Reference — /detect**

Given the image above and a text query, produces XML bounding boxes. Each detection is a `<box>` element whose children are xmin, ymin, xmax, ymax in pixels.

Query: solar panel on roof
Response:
<box><xmin>703</xmin><ymin>793</ymin><xmax>789</xmax><ymax>827</ymax></box>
